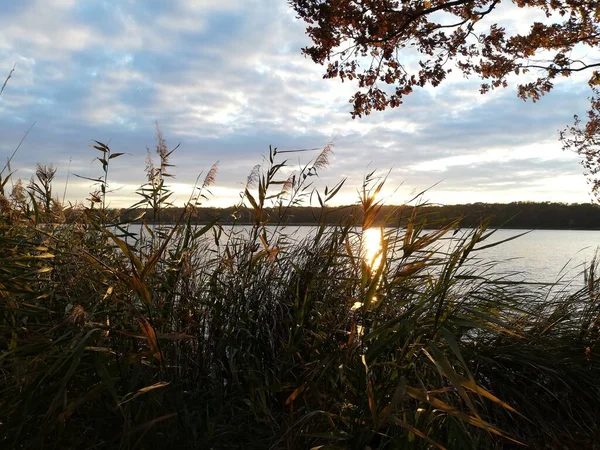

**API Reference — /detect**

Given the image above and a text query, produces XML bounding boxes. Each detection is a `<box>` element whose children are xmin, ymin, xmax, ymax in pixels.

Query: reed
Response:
<box><xmin>0</xmin><ymin>132</ymin><xmax>599</xmax><ymax>449</ymax></box>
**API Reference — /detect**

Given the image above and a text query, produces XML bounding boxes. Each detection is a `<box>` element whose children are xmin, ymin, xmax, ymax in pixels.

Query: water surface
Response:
<box><xmin>125</xmin><ymin>224</ymin><xmax>600</xmax><ymax>286</ymax></box>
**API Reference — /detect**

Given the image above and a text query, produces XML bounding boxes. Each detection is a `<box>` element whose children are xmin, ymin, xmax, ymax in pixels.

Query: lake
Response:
<box><xmin>461</xmin><ymin>228</ymin><xmax>600</xmax><ymax>284</ymax></box>
<box><xmin>126</xmin><ymin>224</ymin><xmax>600</xmax><ymax>287</ymax></box>
<box><xmin>282</xmin><ymin>227</ymin><xmax>600</xmax><ymax>286</ymax></box>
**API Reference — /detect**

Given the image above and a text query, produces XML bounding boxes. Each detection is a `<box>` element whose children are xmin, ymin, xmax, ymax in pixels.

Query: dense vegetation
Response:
<box><xmin>114</xmin><ymin>202</ymin><xmax>600</xmax><ymax>230</ymax></box>
<box><xmin>1</xmin><ymin>138</ymin><xmax>600</xmax><ymax>449</ymax></box>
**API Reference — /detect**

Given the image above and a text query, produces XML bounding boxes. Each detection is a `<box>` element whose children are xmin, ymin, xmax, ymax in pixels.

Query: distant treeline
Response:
<box><xmin>94</xmin><ymin>202</ymin><xmax>600</xmax><ymax>229</ymax></box>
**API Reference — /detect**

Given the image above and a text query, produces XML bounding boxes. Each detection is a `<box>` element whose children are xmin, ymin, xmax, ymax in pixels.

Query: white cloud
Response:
<box><xmin>0</xmin><ymin>0</ymin><xmax>595</xmax><ymax>208</ymax></box>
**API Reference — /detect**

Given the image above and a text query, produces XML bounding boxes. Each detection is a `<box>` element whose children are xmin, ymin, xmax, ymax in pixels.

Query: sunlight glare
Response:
<box><xmin>363</xmin><ymin>227</ymin><xmax>383</xmax><ymax>271</ymax></box>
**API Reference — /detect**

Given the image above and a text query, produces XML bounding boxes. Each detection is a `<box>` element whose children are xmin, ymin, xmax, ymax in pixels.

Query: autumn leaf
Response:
<box><xmin>138</xmin><ymin>317</ymin><xmax>162</xmax><ymax>360</ymax></box>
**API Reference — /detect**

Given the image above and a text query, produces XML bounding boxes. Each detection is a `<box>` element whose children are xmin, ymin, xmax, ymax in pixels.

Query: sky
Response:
<box><xmin>0</xmin><ymin>0</ymin><xmax>596</xmax><ymax>208</ymax></box>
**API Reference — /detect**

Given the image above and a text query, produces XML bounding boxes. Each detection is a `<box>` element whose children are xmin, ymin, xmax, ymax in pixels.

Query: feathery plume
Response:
<box><xmin>145</xmin><ymin>149</ymin><xmax>155</xmax><ymax>182</ymax></box>
<box><xmin>155</xmin><ymin>123</ymin><xmax>168</xmax><ymax>162</ymax></box>
<box><xmin>202</xmin><ymin>161</ymin><xmax>219</xmax><ymax>189</ymax></box>
<box><xmin>313</xmin><ymin>143</ymin><xmax>333</xmax><ymax>171</ymax></box>
<box><xmin>68</xmin><ymin>305</ymin><xmax>88</xmax><ymax>327</ymax></box>
<box><xmin>11</xmin><ymin>179</ymin><xmax>26</xmax><ymax>204</ymax></box>
<box><xmin>281</xmin><ymin>174</ymin><xmax>295</xmax><ymax>195</ymax></box>
<box><xmin>246</xmin><ymin>164</ymin><xmax>261</xmax><ymax>188</ymax></box>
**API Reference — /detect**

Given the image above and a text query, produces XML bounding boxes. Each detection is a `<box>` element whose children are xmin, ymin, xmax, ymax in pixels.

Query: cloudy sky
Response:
<box><xmin>0</xmin><ymin>0</ymin><xmax>595</xmax><ymax>208</ymax></box>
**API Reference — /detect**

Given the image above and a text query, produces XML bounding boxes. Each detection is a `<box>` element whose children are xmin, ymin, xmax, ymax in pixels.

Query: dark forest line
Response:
<box><xmin>106</xmin><ymin>202</ymin><xmax>600</xmax><ymax>229</ymax></box>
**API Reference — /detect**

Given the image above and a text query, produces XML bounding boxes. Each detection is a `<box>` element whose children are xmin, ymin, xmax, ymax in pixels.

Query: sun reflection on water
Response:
<box><xmin>363</xmin><ymin>227</ymin><xmax>383</xmax><ymax>271</ymax></box>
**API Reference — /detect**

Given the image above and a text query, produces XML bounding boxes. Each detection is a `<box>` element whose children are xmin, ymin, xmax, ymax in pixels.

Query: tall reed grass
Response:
<box><xmin>1</xmin><ymin>130</ymin><xmax>599</xmax><ymax>449</ymax></box>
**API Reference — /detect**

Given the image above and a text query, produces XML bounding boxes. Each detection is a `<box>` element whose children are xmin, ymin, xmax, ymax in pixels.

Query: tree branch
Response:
<box><xmin>520</xmin><ymin>62</ymin><xmax>600</xmax><ymax>73</ymax></box>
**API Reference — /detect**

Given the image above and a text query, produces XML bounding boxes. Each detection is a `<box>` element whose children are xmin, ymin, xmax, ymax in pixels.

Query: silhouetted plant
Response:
<box><xmin>1</xmin><ymin>131</ymin><xmax>599</xmax><ymax>450</ymax></box>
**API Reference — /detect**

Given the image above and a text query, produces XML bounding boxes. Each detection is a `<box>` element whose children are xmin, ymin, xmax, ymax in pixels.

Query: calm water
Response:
<box><xmin>126</xmin><ymin>224</ymin><xmax>600</xmax><ymax>285</ymax></box>
<box><xmin>464</xmin><ymin>229</ymin><xmax>600</xmax><ymax>284</ymax></box>
<box><xmin>283</xmin><ymin>227</ymin><xmax>600</xmax><ymax>285</ymax></box>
